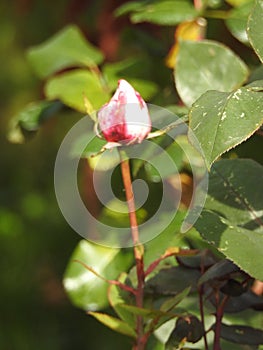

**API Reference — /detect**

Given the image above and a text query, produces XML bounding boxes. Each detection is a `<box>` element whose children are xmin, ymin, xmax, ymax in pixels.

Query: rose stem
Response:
<box><xmin>119</xmin><ymin>149</ymin><xmax>145</xmax><ymax>350</ymax></box>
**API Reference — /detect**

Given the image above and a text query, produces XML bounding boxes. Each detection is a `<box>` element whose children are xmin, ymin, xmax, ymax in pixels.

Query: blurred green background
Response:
<box><xmin>0</xmin><ymin>1</ymin><xmax>132</xmax><ymax>349</ymax></box>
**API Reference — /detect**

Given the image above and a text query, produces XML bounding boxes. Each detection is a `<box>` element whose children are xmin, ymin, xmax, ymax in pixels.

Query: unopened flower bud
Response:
<box><xmin>98</xmin><ymin>79</ymin><xmax>151</xmax><ymax>144</ymax></box>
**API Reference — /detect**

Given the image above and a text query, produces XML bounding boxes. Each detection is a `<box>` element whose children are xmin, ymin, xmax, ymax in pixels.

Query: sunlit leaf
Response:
<box><xmin>27</xmin><ymin>25</ymin><xmax>104</xmax><ymax>78</ymax></box>
<box><xmin>225</xmin><ymin>0</ymin><xmax>252</xmax><ymax>6</ymax></box>
<box><xmin>88</xmin><ymin>311</ymin><xmax>136</xmax><ymax>338</ymax></box>
<box><xmin>130</xmin><ymin>0</ymin><xmax>198</xmax><ymax>25</ymax></box>
<box><xmin>166</xmin><ymin>18</ymin><xmax>206</xmax><ymax>69</ymax></box>
<box><xmin>175</xmin><ymin>40</ymin><xmax>249</xmax><ymax>107</ymax></box>
<box><xmin>45</xmin><ymin>69</ymin><xmax>110</xmax><ymax>113</ymax></box>
<box><xmin>63</xmin><ymin>240</ymin><xmax>133</xmax><ymax>310</ymax></box>
<box><xmin>247</xmin><ymin>0</ymin><xmax>263</xmax><ymax>63</ymax></box>
<box><xmin>189</xmin><ymin>81</ymin><xmax>263</xmax><ymax>169</ymax></box>
<box><xmin>225</xmin><ymin>1</ymin><xmax>254</xmax><ymax>45</ymax></box>
<box><xmin>114</xmin><ymin>1</ymin><xmax>143</xmax><ymax>17</ymax></box>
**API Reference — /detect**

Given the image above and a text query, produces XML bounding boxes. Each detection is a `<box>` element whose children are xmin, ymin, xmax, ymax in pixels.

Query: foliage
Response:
<box><xmin>8</xmin><ymin>0</ymin><xmax>263</xmax><ymax>349</ymax></box>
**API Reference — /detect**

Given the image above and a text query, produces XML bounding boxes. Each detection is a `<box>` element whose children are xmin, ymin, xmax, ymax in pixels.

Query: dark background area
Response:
<box><xmin>0</xmin><ymin>1</ymin><xmax>132</xmax><ymax>349</ymax></box>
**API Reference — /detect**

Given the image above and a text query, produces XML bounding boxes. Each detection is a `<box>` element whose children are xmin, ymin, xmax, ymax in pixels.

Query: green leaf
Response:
<box><xmin>7</xmin><ymin>100</ymin><xmax>62</xmax><ymax>143</ymax></box>
<box><xmin>165</xmin><ymin>105</ymin><xmax>189</xmax><ymax>118</ymax></box>
<box><xmin>145</xmin><ymin>266</ymin><xmax>201</xmax><ymax>296</ymax></box>
<box><xmin>247</xmin><ymin>0</ymin><xmax>263</xmax><ymax>63</ymax></box>
<box><xmin>114</xmin><ymin>1</ymin><xmax>144</xmax><ymax>17</ymax></box>
<box><xmin>63</xmin><ymin>240</ymin><xmax>133</xmax><ymax>311</ymax></box>
<box><xmin>108</xmin><ymin>273</ymin><xmax>136</xmax><ymax>328</ymax></box>
<box><xmin>102</xmin><ymin>57</ymin><xmax>159</xmax><ymax>100</ymax></box>
<box><xmin>176</xmin><ymin>249</ymin><xmax>217</xmax><ymax>269</ymax></box>
<box><xmin>118</xmin><ymin>304</ymin><xmax>167</xmax><ymax>318</ymax></box>
<box><xmin>143</xmin><ymin>211</ymin><xmax>192</xmax><ymax>268</ymax></box>
<box><xmin>203</xmin><ymin>159</ymin><xmax>263</xmax><ymax>228</ymax></box>
<box><xmin>88</xmin><ymin>311</ymin><xmax>136</xmax><ymax>338</ymax></box>
<box><xmin>189</xmin><ymin>81</ymin><xmax>263</xmax><ymax>169</ymax></box>
<box><xmin>223</xmin><ymin>290</ymin><xmax>263</xmax><ymax>313</ymax></box>
<box><xmin>198</xmin><ymin>259</ymin><xmax>239</xmax><ymax>286</ymax></box>
<box><xmin>27</xmin><ymin>25</ymin><xmax>104</xmax><ymax>78</ymax></box>
<box><xmin>225</xmin><ymin>1</ymin><xmax>254</xmax><ymax>45</ymax></box>
<box><xmin>216</xmin><ymin>323</ymin><xmax>263</xmax><ymax>345</ymax></box>
<box><xmin>194</xmin><ymin>159</ymin><xmax>263</xmax><ymax>280</ymax></box>
<box><xmin>70</xmin><ymin>132</ymin><xmax>122</xmax><ymax>171</ymax></box>
<box><xmin>70</xmin><ymin>133</ymin><xmax>107</xmax><ymax>158</ymax></box>
<box><xmin>45</xmin><ymin>69</ymin><xmax>110</xmax><ymax>113</ymax></box>
<box><xmin>166</xmin><ymin>315</ymin><xmax>204</xmax><ymax>348</ymax></box>
<box><xmin>130</xmin><ymin>0</ymin><xmax>198</xmax><ymax>25</ymax></box>
<box><xmin>225</xmin><ymin>0</ymin><xmax>252</xmax><ymax>6</ymax></box>
<box><xmin>160</xmin><ymin>287</ymin><xmax>191</xmax><ymax>312</ymax></box>
<box><xmin>144</xmin><ymin>141</ymin><xmax>184</xmax><ymax>182</ymax></box>
<box><xmin>175</xmin><ymin>40</ymin><xmax>249</xmax><ymax>107</ymax></box>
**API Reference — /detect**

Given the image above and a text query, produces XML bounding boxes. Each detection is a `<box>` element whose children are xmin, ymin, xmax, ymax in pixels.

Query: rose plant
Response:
<box><xmin>9</xmin><ymin>0</ymin><xmax>263</xmax><ymax>349</ymax></box>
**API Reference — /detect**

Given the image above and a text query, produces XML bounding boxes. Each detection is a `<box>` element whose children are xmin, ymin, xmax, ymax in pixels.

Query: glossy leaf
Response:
<box><xmin>88</xmin><ymin>311</ymin><xmax>136</xmax><ymax>338</ymax></box>
<box><xmin>189</xmin><ymin>81</ymin><xmax>263</xmax><ymax>169</ymax></box>
<box><xmin>175</xmin><ymin>40</ymin><xmax>248</xmax><ymax>107</ymax></box>
<box><xmin>216</xmin><ymin>323</ymin><xmax>263</xmax><ymax>345</ymax></box>
<box><xmin>225</xmin><ymin>1</ymin><xmax>254</xmax><ymax>45</ymax></box>
<box><xmin>130</xmin><ymin>0</ymin><xmax>198</xmax><ymax>25</ymax></box>
<box><xmin>63</xmin><ymin>240</ymin><xmax>133</xmax><ymax>311</ymax></box>
<box><xmin>45</xmin><ymin>69</ymin><xmax>110</xmax><ymax>113</ymax></box>
<box><xmin>27</xmin><ymin>25</ymin><xmax>104</xmax><ymax>78</ymax></box>
<box><xmin>194</xmin><ymin>159</ymin><xmax>263</xmax><ymax>280</ymax></box>
<box><xmin>247</xmin><ymin>0</ymin><xmax>263</xmax><ymax>63</ymax></box>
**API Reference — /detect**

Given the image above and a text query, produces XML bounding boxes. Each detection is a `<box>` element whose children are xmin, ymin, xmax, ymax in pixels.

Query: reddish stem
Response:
<box><xmin>198</xmin><ymin>286</ymin><xmax>209</xmax><ymax>350</ymax></box>
<box><xmin>198</xmin><ymin>253</ymin><xmax>209</xmax><ymax>350</ymax></box>
<box><xmin>213</xmin><ymin>293</ymin><xmax>228</xmax><ymax>350</ymax></box>
<box><xmin>119</xmin><ymin>150</ymin><xmax>145</xmax><ymax>350</ymax></box>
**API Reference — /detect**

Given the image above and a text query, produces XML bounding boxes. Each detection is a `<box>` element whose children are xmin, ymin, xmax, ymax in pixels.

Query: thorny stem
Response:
<box><xmin>119</xmin><ymin>149</ymin><xmax>145</xmax><ymax>350</ymax></box>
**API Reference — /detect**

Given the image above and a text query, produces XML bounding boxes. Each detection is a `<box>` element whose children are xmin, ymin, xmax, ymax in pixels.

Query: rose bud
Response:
<box><xmin>97</xmin><ymin>79</ymin><xmax>151</xmax><ymax>145</ymax></box>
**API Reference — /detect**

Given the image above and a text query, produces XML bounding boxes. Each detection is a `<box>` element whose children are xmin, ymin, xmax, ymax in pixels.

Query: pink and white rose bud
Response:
<box><xmin>98</xmin><ymin>79</ymin><xmax>151</xmax><ymax>144</ymax></box>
